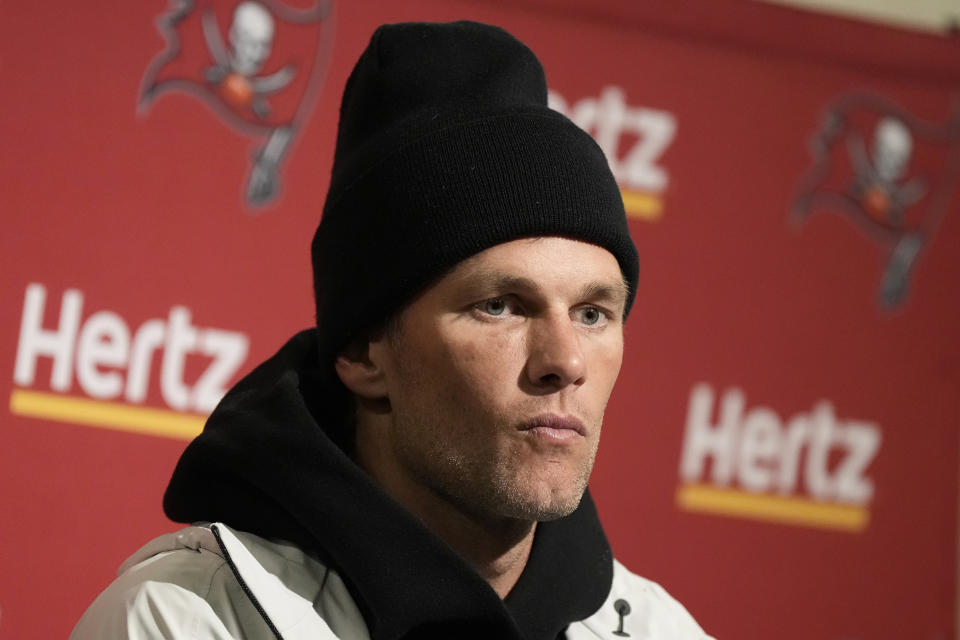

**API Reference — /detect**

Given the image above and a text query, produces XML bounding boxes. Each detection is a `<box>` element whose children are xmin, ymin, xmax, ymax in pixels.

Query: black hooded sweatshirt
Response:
<box><xmin>164</xmin><ymin>329</ymin><xmax>614</xmax><ymax>640</ymax></box>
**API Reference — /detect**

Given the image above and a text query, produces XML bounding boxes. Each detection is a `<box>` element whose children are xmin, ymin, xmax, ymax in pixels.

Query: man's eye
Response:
<box><xmin>480</xmin><ymin>298</ymin><xmax>508</xmax><ymax>316</ymax></box>
<box><xmin>576</xmin><ymin>306</ymin><xmax>606</xmax><ymax>326</ymax></box>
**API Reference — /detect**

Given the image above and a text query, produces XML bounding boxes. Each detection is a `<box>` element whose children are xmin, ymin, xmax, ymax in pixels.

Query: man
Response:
<box><xmin>72</xmin><ymin>20</ymin><xmax>713</xmax><ymax>640</ymax></box>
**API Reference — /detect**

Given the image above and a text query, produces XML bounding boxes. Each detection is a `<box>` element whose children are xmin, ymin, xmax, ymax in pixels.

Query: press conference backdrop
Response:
<box><xmin>2</xmin><ymin>1</ymin><xmax>959</xmax><ymax>638</ymax></box>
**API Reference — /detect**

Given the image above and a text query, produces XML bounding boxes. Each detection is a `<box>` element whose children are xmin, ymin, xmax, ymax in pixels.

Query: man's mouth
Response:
<box><xmin>519</xmin><ymin>414</ymin><xmax>587</xmax><ymax>441</ymax></box>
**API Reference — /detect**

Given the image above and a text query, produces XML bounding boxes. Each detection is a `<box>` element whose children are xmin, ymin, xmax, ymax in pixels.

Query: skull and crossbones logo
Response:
<box><xmin>791</xmin><ymin>93</ymin><xmax>960</xmax><ymax>309</ymax></box>
<box><xmin>848</xmin><ymin>116</ymin><xmax>926</xmax><ymax>226</ymax></box>
<box><xmin>139</xmin><ymin>0</ymin><xmax>332</xmax><ymax>208</ymax></box>
<box><xmin>203</xmin><ymin>1</ymin><xmax>294</xmax><ymax>119</ymax></box>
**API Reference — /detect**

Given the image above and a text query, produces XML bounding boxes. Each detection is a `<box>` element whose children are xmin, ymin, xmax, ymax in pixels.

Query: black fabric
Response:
<box><xmin>311</xmin><ymin>20</ymin><xmax>639</xmax><ymax>364</ymax></box>
<box><xmin>165</xmin><ymin>329</ymin><xmax>614</xmax><ymax>640</ymax></box>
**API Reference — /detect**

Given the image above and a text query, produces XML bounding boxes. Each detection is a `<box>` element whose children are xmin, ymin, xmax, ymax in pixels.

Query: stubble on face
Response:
<box><xmin>388</xmin><ymin>335</ymin><xmax>601</xmax><ymax>523</ymax></box>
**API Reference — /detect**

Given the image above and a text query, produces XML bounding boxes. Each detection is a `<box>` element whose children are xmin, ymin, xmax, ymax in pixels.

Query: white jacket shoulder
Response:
<box><xmin>70</xmin><ymin>525</ymin><xmax>354</xmax><ymax>640</ymax></box>
<box><xmin>70</xmin><ymin>527</ymin><xmax>262</xmax><ymax>639</ymax></box>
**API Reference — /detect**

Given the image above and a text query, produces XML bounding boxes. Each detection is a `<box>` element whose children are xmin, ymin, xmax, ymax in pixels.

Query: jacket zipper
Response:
<box><xmin>211</xmin><ymin>524</ymin><xmax>285</xmax><ymax>640</ymax></box>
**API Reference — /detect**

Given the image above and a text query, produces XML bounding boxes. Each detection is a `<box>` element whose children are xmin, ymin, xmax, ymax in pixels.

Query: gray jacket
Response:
<box><xmin>72</xmin><ymin>523</ymin><xmax>714</xmax><ymax>640</ymax></box>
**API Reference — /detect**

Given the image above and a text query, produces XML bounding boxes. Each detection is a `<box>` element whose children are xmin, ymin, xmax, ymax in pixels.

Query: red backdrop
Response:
<box><xmin>2</xmin><ymin>1</ymin><xmax>959</xmax><ymax>638</ymax></box>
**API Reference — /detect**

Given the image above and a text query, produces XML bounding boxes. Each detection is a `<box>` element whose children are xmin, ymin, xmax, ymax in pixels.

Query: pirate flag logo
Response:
<box><xmin>792</xmin><ymin>92</ymin><xmax>960</xmax><ymax>309</ymax></box>
<box><xmin>139</xmin><ymin>0</ymin><xmax>333</xmax><ymax>209</ymax></box>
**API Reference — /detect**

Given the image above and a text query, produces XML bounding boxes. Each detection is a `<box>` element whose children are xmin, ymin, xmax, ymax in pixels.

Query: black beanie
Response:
<box><xmin>311</xmin><ymin>20</ymin><xmax>639</xmax><ymax>363</ymax></box>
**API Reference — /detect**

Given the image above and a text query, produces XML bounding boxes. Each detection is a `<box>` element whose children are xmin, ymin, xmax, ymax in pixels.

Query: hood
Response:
<box><xmin>165</xmin><ymin>329</ymin><xmax>613</xmax><ymax>640</ymax></box>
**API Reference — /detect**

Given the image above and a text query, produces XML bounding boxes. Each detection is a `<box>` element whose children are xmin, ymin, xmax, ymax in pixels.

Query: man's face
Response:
<box><xmin>368</xmin><ymin>236</ymin><xmax>627</xmax><ymax>523</ymax></box>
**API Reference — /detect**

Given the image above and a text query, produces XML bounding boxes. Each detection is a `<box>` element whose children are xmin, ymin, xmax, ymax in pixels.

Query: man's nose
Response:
<box><xmin>525</xmin><ymin>313</ymin><xmax>587</xmax><ymax>390</ymax></box>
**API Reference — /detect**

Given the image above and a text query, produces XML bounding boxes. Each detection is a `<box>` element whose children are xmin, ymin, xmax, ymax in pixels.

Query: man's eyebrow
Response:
<box><xmin>460</xmin><ymin>270</ymin><xmax>540</xmax><ymax>293</ymax></box>
<box><xmin>459</xmin><ymin>269</ymin><xmax>629</xmax><ymax>306</ymax></box>
<box><xmin>578</xmin><ymin>279</ymin><xmax>630</xmax><ymax>309</ymax></box>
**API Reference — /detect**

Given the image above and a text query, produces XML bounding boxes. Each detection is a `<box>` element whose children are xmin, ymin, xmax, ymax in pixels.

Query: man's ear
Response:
<box><xmin>334</xmin><ymin>337</ymin><xmax>390</xmax><ymax>400</ymax></box>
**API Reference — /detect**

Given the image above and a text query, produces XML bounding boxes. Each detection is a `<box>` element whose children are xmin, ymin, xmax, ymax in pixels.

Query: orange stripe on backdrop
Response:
<box><xmin>9</xmin><ymin>389</ymin><xmax>204</xmax><ymax>441</ymax></box>
<box><xmin>620</xmin><ymin>189</ymin><xmax>663</xmax><ymax>221</ymax></box>
<box><xmin>675</xmin><ymin>483</ymin><xmax>870</xmax><ymax>533</ymax></box>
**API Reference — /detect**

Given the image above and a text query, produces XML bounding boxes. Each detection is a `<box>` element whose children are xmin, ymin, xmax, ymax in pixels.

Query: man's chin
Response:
<box><xmin>498</xmin><ymin>486</ymin><xmax>587</xmax><ymax>522</ymax></box>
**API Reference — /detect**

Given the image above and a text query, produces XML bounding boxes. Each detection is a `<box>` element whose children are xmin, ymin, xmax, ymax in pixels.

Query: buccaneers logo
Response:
<box><xmin>140</xmin><ymin>0</ymin><xmax>334</xmax><ymax>208</ymax></box>
<box><xmin>792</xmin><ymin>92</ymin><xmax>960</xmax><ymax>309</ymax></box>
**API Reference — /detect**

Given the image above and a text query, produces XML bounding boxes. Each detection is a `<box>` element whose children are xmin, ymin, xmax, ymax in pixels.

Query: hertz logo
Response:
<box><xmin>676</xmin><ymin>384</ymin><xmax>882</xmax><ymax>533</ymax></box>
<box><xmin>10</xmin><ymin>283</ymin><xmax>249</xmax><ymax>440</ymax></box>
